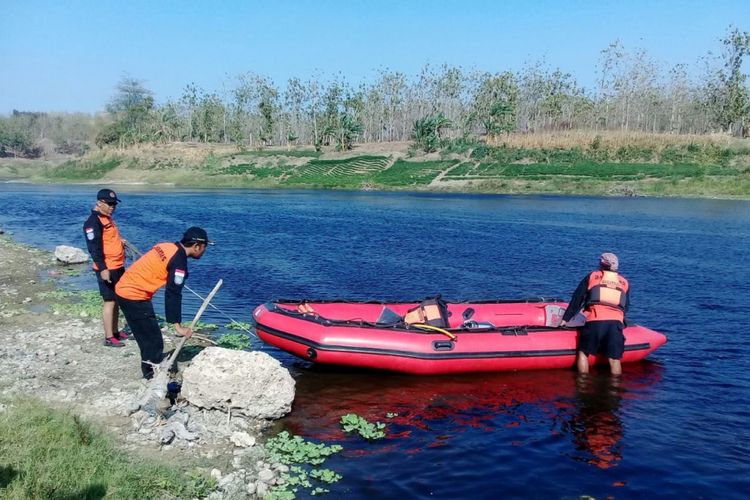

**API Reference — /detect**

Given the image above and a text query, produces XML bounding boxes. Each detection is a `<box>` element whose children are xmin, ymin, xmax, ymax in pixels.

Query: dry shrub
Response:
<box><xmin>486</xmin><ymin>130</ymin><xmax>741</xmax><ymax>150</ymax></box>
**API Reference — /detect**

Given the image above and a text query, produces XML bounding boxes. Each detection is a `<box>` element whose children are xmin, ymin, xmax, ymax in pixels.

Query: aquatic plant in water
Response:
<box><xmin>191</xmin><ymin>321</ymin><xmax>218</xmax><ymax>331</ymax></box>
<box><xmin>264</xmin><ymin>431</ymin><xmax>343</xmax><ymax>498</ymax></box>
<box><xmin>225</xmin><ymin>320</ymin><xmax>252</xmax><ymax>331</ymax></box>
<box><xmin>164</xmin><ymin>321</ymin><xmax>218</xmax><ymax>336</ymax></box>
<box><xmin>41</xmin><ymin>290</ymin><xmax>102</xmax><ymax>318</ymax></box>
<box><xmin>340</xmin><ymin>413</ymin><xmax>386</xmax><ymax>440</ymax></box>
<box><xmin>216</xmin><ymin>332</ymin><xmax>251</xmax><ymax>350</ymax></box>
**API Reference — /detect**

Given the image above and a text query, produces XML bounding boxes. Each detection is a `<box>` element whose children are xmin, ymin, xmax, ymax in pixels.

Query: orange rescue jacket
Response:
<box><xmin>83</xmin><ymin>211</ymin><xmax>125</xmax><ymax>271</ymax></box>
<box><xmin>115</xmin><ymin>243</ymin><xmax>181</xmax><ymax>301</ymax></box>
<box><xmin>585</xmin><ymin>270</ymin><xmax>629</xmax><ymax>322</ymax></box>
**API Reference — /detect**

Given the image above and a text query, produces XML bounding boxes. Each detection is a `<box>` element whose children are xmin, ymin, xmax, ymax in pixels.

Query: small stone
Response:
<box><xmin>218</xmin><ymin>473</ymin><xmax>236</xmax><ymax>488</ymax></box>
<box><xmin>258</xmin><ymin>468</ymin><xmax>274</xmax><ymax>483</ymax></box>
<box><xmin>210</xmin><ymin>468</ymin><xmax>222</xmax><ymax>481</ymax></box>
<box><xmin>230</xmin><ymin>431</ymin><xmax>256</xmax><ymax>448</ymax></box>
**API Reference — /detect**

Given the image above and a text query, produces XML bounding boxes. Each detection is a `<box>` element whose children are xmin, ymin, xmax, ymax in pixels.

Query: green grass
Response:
<box><xmin>473</xmin><ymin>143</ymin><xmax>750</xmax><ymax>167</ymax></box>
<box><xmin>207</xmin><ymin>163</ymin><xmax>289</xmax><ymax>178</ymax></box>
<box><xmin>0</xmin><ymin>399</ymin><xmax>214</xmax><ymax>499</ymax></box>
<box><xmin>444</xmin><ymin>161</ymin><xmax>735</xmax><ymax>180</ymax></box>
<box><xmin>443</xmin><ymin>161</ymin><xmax>475</xmax><ymax>176</ymax></box>
<box><xmin>374</xmin><ymin>159</ymin><xmax>457</xmax><ymax>186</ymax></box>
<box><xmin>43</xmin><ymin>159</ymin><xmax>121</xmax><ymax>180</ymax></box>
<box><xmin>283</xmin><ymin>156</ymin><xmax>390</xmax><ymax>188</ymax></box>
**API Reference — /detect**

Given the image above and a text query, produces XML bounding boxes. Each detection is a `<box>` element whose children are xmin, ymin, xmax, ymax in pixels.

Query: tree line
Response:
<box><xmin>1</xmin><ymin>27</ymin><xmax>749</xmax><ymax>158</ymax></box>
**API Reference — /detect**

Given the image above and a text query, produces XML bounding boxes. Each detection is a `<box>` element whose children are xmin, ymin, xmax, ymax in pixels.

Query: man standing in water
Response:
<box><xmin>115</xmin><ymin>227</ymin><xmax>210</xmax><ymax>379</ymax></box>
<box><xmin>560</xmin><ymin>252</ymin><xmax>630</xmax><ymax>375</ymax></box>
<box><xmin>83</xmin><ymin>188</ymin><xmax>129</xmax><ymax>347</ymax></box>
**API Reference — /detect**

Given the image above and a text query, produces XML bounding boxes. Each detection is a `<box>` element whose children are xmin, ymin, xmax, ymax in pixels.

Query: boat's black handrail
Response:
<box><xmin>262</xmin><ymin>302</ymin><xmax>566</xmax><ymax>335</ymax></box>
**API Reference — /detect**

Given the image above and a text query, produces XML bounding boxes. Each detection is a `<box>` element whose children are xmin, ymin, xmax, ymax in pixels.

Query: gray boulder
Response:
<box><xmin>54</xmin><ymin>245</ymin><xmax>88</xmax><ymax>264</ymax></box>
<box><xmin>181</xmin><ymin>347</ymin><xmax>295</xmax><ymax>419</ymax></box>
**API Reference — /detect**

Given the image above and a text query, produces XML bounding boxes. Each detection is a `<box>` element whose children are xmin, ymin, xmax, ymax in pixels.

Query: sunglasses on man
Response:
<box><xmin>99</xmin><ymin>200</ymin><xmax>118</xmax><ymax>207</ymax></box>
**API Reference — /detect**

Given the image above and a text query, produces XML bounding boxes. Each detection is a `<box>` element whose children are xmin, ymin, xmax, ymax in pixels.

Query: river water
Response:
<box><xmin>0</xmin><ymin>183</ymin><xmax>748</xmax><ymax>498</ymax></box>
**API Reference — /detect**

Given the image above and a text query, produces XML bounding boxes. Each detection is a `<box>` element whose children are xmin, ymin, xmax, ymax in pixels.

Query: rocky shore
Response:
<box><xmin>0</xmin><ymin>233</ymin><xmax>294</xmax><ymax>498</ymax></box>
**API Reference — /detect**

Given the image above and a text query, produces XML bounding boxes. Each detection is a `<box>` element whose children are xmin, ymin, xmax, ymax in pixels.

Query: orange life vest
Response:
<box><xmin>585</xmin><ymin>270</ymin><xmax>629</xmax><ymax>322</ymax></box>
<box><xmin>115</xmin><ymin>243</ymin><xmax>180</xmax><ymax>301</ymax></box>
<box><xmin>404</xmin><ymin>298</ymin><xmax>450</xmax><ymax>328</ymax></box>
<box><xmin>93</xmin><ymin>214</ymin><xmax>125</xmax><ymax>271</ymax></box>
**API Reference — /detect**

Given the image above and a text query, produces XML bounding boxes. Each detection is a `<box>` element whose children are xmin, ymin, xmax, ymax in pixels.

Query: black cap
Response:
<box><xmin>182</xmin><ymin>226</ymin><xmax>211</xmax><ymax>244</ymax></box>
<box><xmin>97</xmin><ymin>189</ymin><xmax>121</xmax><ymax>203</ymax></box>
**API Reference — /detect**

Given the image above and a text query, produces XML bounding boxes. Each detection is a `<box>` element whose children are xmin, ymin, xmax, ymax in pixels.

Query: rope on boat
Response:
<box><xmin>409</xmin><ymin>323</ymin><xmax>457</xmax><ymax>341</ymax></box>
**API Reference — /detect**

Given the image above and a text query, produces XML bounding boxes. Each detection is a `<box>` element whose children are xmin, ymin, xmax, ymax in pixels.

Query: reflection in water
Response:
<box><xmin>563</xmin><ymin>373</ymin><xmax>625</xmax><ymax>469</ymax></box>
<box><xmin>279</xmin><ymin>362</ymin><xmax>663</xmax><ymax>467</ymax></box>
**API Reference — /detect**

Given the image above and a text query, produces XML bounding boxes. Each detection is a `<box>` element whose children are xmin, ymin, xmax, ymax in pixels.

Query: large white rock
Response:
<box><xmin>181</xmin><ymin>347</ymin><xmax>295</xmax><ymax>419</ymax></box>
<box><xmin>54</xmin><ymin>245</ymin><xmax>88</xmax><ymax>264</ymax></box>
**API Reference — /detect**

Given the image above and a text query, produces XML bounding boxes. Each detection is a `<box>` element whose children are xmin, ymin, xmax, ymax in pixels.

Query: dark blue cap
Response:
<box><xmin>97</xmin><ymin>189</ymin><xmax>121</xmax><ymax>203</ymax></box>
<box><xmin>182</xmin><ymin>226</ymin><xmax>212</xmax><ymax>244</ymax></box>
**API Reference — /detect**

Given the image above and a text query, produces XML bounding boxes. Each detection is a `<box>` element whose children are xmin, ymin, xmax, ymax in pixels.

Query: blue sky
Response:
<box><xmin>1</xmin><ymin>0</ymin><xmax>748</xmax><ymax>114</ymax></box>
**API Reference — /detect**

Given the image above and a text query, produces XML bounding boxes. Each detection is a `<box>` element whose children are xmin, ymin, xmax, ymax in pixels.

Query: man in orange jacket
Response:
<box><xmin>561</xmin><ymin>252</ymin><xmax>630</xmax><ymax>375</ymax></box>
<box><xmin>83</xmin><ymin>188</ymin><xmax>129</xmax><ymax>347</ymax></box>
<box><xmin>115</xmin><ymin>227</ymin><xmax>210</xmax><ymax>379</ymax></box>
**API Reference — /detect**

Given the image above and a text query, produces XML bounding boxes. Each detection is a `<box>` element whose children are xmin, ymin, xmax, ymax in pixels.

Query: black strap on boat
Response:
<box><xmin>500</xmin><ymin>326</ymin><xmax>529</xmax><ymax>336</ymax></box>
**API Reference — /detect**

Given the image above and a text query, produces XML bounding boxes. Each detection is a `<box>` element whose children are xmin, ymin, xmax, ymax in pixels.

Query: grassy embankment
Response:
<box><xmin>0</xmin><ymin>399</ymin><xmax>214</xmax><ymax>499</ymax></box>
<box><xmin>6</xmin><ymin>132</ymin><xmax>750</xmax><ymax>197</ymax></box>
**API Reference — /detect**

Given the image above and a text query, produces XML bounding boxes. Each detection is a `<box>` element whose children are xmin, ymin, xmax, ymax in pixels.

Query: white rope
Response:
<box><xmin>182</xmin><ymin>285</ymin><xmax>257</xmax><ymax>338</ymax></box>
<box><xmin>125</xmin><ymin>241</ymin><xmax>257</xmax><ymax>338</ymax></box>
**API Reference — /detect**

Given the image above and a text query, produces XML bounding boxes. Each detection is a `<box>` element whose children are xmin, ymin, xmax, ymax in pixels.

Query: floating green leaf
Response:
<box><xmin>340</xmin><ymin>413</ymin><xmax>386</xmax><ymax>440</ymax></box>
<box><xmin>265</xmin><ymin>431</ymin><xmax>343</xmax><ymax>499</ymax></box>
<box><xmin>225</xmin><ymin>320</ymin><xmax>252</xmax><ymax>331</ymax></box>
<box><xmin>216</xmin><ymin>332</ymin><xmax>251</xmax><ymax>350</ymax></box>
<box><xmin>41</xmin><ymin>290</ymin><xmax>102</xmax><ymax>318</ymax></box>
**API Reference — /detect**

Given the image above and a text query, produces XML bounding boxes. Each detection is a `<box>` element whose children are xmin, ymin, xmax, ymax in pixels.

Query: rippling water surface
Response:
<box><xmin>1</xmin><ymin>184</ymin><xmax>749</xmax><ymax>498</ymax></box>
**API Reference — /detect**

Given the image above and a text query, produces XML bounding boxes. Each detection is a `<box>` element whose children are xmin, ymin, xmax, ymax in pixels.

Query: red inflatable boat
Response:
<box><xmin>252</xmin><ymin>298</ymin><xmax>667</xmax><ymax>375</ymax></box>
